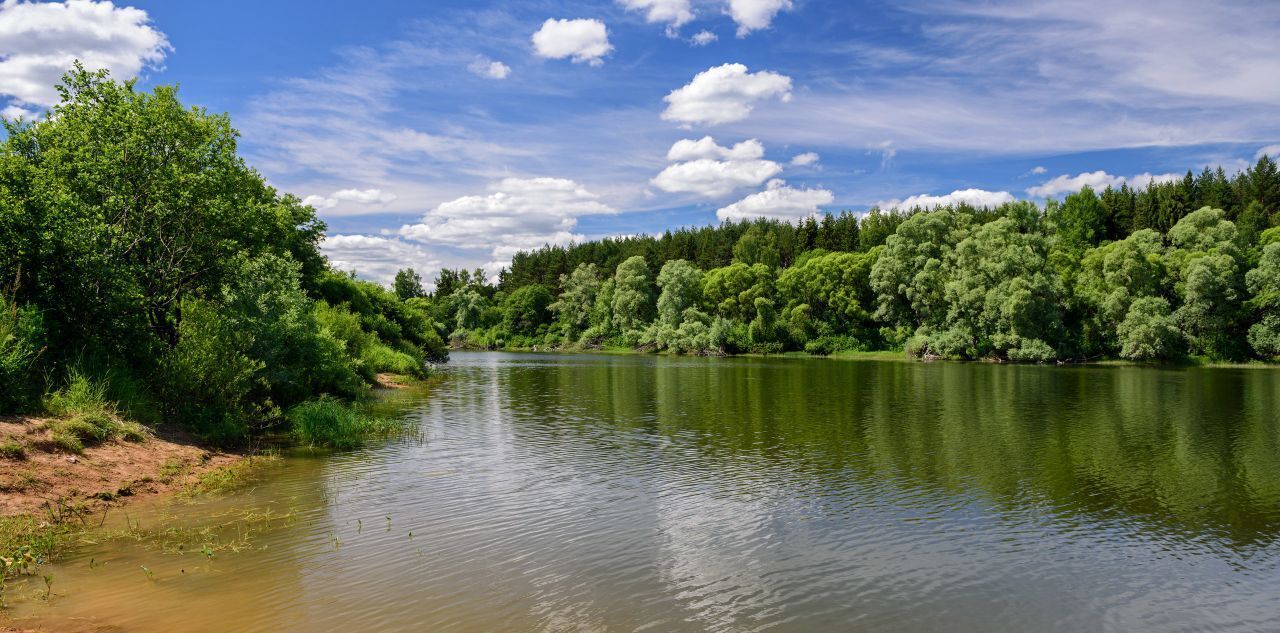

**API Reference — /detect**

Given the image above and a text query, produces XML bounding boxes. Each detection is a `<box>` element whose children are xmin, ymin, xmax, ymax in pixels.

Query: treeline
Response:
<box><xmin>411</xmin><ymin>155</ymin><xmax>1280</xmax><ymax>362</ymax></box>
<box><xmin>0</xmin><ymin>67</ymin><xmax>446</xmax><ymax>445</ymax></box>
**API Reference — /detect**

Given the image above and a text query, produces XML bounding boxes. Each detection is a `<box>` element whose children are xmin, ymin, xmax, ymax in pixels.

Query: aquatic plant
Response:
<box><xmin>288</xmin><ymin>399</ymin><xmax>400</xmax><ymax>450</ymax></box>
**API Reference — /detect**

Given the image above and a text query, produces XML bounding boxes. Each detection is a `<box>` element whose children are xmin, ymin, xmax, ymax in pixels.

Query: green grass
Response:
<box><xmin>40</xmin><ymin>370</ymin><xmax>151</xmax><ymax>453</ymax></box>
<box><xmin>0</xmin><ymin>515</ymin><xmax>69</xmax><ymax>581</ymax></box>
<box><xmin>0</xmin><ymin>438</ymin><xmax>25</xmax><ymax>460</ymax></box>
<box><xmin>288</xmin><ymin>398</ymin><xmax>400</xmax><ymax>450</ymax></box>
<box><xmin>361</xmin><ymin>341</ymin><xmax>424</xmax><ymax>377</ymax></box>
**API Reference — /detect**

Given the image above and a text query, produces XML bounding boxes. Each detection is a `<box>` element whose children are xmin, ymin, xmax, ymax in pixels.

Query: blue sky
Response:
<box><xmin>2</xmin><ymin>0</ymin><xmax>1279</xmax><ymax>283</ymax></box>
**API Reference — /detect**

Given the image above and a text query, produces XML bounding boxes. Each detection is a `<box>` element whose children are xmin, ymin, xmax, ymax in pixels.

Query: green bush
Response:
<box><xmin>155</xmin><ymin>299</ymin><xmax>265</xmax><ymax>444</ymax></box>
<box><xmin>0</xmin><ymin>292</ymin><xmax>43</xmax><ymax>414</ymax></box>
<box><xmin>361</xmin><ymin>342</ymin><xmax>422</xmax><ymax>376</ymax></box>
<box><xmin>288</xmin><ymin>399</ymin><xmax>399</xmax><ymax>450</ymax></box>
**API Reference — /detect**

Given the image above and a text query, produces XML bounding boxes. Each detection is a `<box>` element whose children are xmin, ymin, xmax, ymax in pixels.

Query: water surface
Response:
<box><xmin>7</xmin><ymin>352</ymin><xmax>1280</xmax><ymax>632</ymax></box>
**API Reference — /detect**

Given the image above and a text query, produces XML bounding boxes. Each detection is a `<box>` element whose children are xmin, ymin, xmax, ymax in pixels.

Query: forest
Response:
<box><xmin>0</xmin><ymin>67</ymin><xmax>447</xmax><ymax>445</ymax></box>
<box><xmin>409</xmin><ymin>156</ymin><xmax>1280</xmax><ymax>364</ymax></box>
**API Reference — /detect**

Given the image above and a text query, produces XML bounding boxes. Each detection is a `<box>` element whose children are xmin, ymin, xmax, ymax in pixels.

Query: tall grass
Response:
<box><xmin>41</xmin><ymin>369</ymin><xmax>149</xmax><ymax>453</ymax></box>
<box><xmin>360</xmin><ymin>341</ymin><xmax>424</xmax><ymax>377</ymax></box>
<box><xmin>288</xmin><ymin>399</ymin><xmax>400</xmax><ymax>450</ymax></box>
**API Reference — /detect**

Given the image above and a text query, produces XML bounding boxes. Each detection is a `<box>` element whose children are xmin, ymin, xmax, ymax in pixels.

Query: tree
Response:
<box><xmin>1166</xmin><ymin>207</ymin><xmax>1245</xmax><ymax>358</ymax></box>
<box><xmin>870</xmin><ymin>209</ymin><xmax>969</xmax><ymax>331</ymax></box>
<box><xmin>732</xmin><ymin>225</ymin><xmax>780</xmax><ymax>268</ymax></box>
<box><xmin>501</xmin><ymin>284</ymin><xmax>552</xmax><ymax>336</ymax></box>
<box><xmin>1117</xmin><ymin>296</ymin><xmax>1183</xmax><ymax>361</ymax></box>
<box><xmin>548</xmin><ymin>264</ymin><xmax>602</xmax><ymax>341</ymax></box>
<box><xmin>1</xmin><ymin>65</ymin><xmax>325</xmax><ymax>359</ymax></box>
<box><xmin>935</xmin><ymin>216</ymin><xmax>1061</xmax><ymax>361</ymax></box>
<box><xmin>778</xmin><ymin>249</ymin><xmax>880</xmax><ymax>342</ymax></box>
<box><xmin>703</xmin><ymin>262</ymin><xmax>773</xmax><ymax>322</ymax></box>
<box><xmin>1075</xmin><ymin>229</ymin><xmax>1167</xmax><ymax>355</ymax></box>
<box><xmin>394</xmin><ymin>268</ymin><xmax>425</xmax><ymax>300</ymax></box>
<box><xmin>1246</xmin><ymin>243</ymin><xmax>1280</xmax><ymax>358</ymax></box>
<box><xmin>610</xmin><ymin>256</ymin><xmax>655</xmax><ymax>344</ymax></box>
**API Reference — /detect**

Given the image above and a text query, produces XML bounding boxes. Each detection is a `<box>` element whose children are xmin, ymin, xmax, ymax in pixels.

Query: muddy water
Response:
<box><xmin>6</xmin><ymin>352</ymin><xmax>1280</xmax><ymax>632</ymax></box>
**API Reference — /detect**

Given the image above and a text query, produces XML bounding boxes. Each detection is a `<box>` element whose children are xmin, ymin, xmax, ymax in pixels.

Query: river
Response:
<box><xmin>6</xmin><ymin>352</ymin><xmax>1280</xmax><ymax>632</ymax></box>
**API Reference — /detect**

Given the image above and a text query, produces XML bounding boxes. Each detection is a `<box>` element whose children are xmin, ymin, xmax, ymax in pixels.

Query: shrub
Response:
<box><xmin>155</xmin><ymin>299</ymin><xmax>265</xmax><ymax>444</ymax></box>
<box><xmin>0</xmin><ymin>291</ymin><xmax>43</xmax><ymax>414</ymax></box>
<box><xmin>361</xmin><ymin>341</ymin><xmax>423</xmax><ymax>377</ymax></box>
<box><xmin>288</xmin><ymin>399</ymin><xmax>399</xmax><ymax>450</ymax></box>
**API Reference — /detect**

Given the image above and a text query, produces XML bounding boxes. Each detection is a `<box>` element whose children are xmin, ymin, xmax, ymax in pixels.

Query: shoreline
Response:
<box><xmin>449</xmin><ymin>345</ymin><xmax>1280</xmax><ymax>370</ymax></box>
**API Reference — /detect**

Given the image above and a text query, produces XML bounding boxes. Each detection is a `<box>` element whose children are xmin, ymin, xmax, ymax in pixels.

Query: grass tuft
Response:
<box><xmin>0</xmin><ymin>439</ymin><xmax>25</xmax><ymax>460</ymax></box>
<box><xmin>288</xmin><ymin>398</ymin><xmax>399</xmax><ymax>450</ymax></box>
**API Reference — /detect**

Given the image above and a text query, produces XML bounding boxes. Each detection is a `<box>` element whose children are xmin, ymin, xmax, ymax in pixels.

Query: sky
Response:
<box><xmin>2</xmin><ymin>0</ymin><xmax>1279</xmax><ymax>285</ymax></box>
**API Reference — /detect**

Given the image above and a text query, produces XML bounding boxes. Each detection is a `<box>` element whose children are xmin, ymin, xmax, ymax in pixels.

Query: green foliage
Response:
<box><xmin>289</xmin><ymin>399</ymin><xmax>399</xmax><ymax>450</ymax></box>
<box><xmin>1075</xmin><ymin>229</ymin><xmax>1167</xmax><ymax>355</ymax></box>
<box><xmin>1246</xmin><ymin>243</ymin><xmax>1280</xmax><ymax>358</ymax></box>
<box><xmin>501</xmin><ymin>284</ymin><xmax>553</xmax><ymax>336</ymax></box>
<box><xmin>393</xmin><ymin>268</ymin><xmax>425</xmax><ymax>300</ymax></box>
<box><xmin>0</xmin><ymin>439</ymin><xmax>26</xmax><ymax>460</ymax></box>
<box><xmin>548</xmin><ymin>264</ymin><xmax>602</xmax><ymax>341</ymax></box>
<box><xmin>0</xmin><ymin>288</ymin><xmax>42</xmax><ymax>413</ymax></box>
<box><xmin>611</xmin><ymin>256</ymin><xmax>655</xmax><ymax>345</ymax></box>
<box><xmin>0</xmin><ymin>66</ymin><xmax>443</xmax><ymax>446</ymax></box>
<box><xmin>1117</xmin><ymin>297</ymin><xmax>1183</xmax><ymax>361</ymax></box>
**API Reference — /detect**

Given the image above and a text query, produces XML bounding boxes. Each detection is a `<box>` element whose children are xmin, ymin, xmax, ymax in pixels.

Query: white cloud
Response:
<box><xmin>303</xmin><ymin>188</ymin><xmax>398</xmax><ymax>210</ymax></box>
<box><xmin>1026</xmin><ymin>170</ymin><xmax>1180</xmax><ymax>198</ymax></box>
<box><xmin>1</xmin><ymin>104</ymin><xmax>39</xmax><ymax>120</ymax></box>
<box><xmin>717</xmin><ymin>180</ymin><xmax>833</xmax><ymax>221</ymax></box>
<box><xmin>468</xmin><ymin>59</ymin><xmax>511</xmax><ymax>79</ymax></box>
<box><xmin>878</xmin><ymin>188</ymin><xmax>1016</xmax><ymax>211</ymax></box>
<box><xmin>652</xmin><ymin>137</ymin><xmax>781</xmax><ymax>198</ymax></box>
<box><xmin>666</xmin><ymin>136</ymin><xmax>764</xmax><ymax>161</ymax></box>
<box><xmin>690</xmin><ymin>30</ymin><xmax>718</xmax><ymax>46</ymax></box>
<box><xmin>1031</xmin><ymin>165</ymin><xmax>1048</xmax><ymax>174</ymax></box>
<box><xmin>321</xmin><ymin>234</ymin><xmax>442</xmax><ymax>286</ymax></box>
<box><xmin>662</xmin><ymin>63</ymin><xmax>792</xmax><ymax>127</ymax></box>
<box><xmin>790</xmin><ymin>152</ymin><xmax>820</xmax><ymax>166</ymax></box>
<box><xmin>399</xmin><ymin>177</ymin><xmax>615</xmax><ymax>266</ymax></box>
<box><xmin>726</xmin><ymin>0</ymin><xmax>793</xmax><ymax>37</ymax></box>
<box><xmin>531</xmin><ymin>18</ymin><xmax>612</xmax><ymax>66</ymax></box>
<box><xmin>0</xmin><ymin>0</ymin><xmax>170</xmax><ymax>110</ymax></box>
<box><xmin>1257</xmin><ymin>145</ymin><xmax>1280</xmax><ymax>160</ymax></box>
<box><xmin>618</xmin><ymin>0</ymin><xmax>693</xmax><ymax>29</ymax></box>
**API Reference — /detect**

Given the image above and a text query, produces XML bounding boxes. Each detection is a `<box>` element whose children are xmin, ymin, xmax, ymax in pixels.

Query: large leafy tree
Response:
<box><xmin>0</xmin><ymin>65</ymin><xmax>324</xmax><ymax>360</ymax></box>
<box><xmin>1074</xmin><ymin>229</ymin><xmax>1168</xmax><ymax>355</ymax></box>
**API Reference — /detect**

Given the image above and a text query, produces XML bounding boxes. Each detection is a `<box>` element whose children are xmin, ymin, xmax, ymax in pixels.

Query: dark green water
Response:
<box><xmin>9</xmin><ymin>352</ymin><xmax>1280</xmax><ymax>632</ymax></box>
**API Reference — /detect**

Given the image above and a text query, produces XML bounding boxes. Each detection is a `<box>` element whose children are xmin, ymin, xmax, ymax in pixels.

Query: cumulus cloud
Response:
<box><xmin>303</xmin><ymin>188</ymin><xmax>398</xmax><ymax>211</ymax></box>
<box><xmin>726</xmin><ymin>0</ymin><xmax>793</xmax><ymax>37</ymax></box>
<box><xmin>1026</xmin><ymin>170</ymin><xmax>1180</xmax><ymax>198</ymax></box>
<box><xmin>1031</xmin><ymin>165</ymin><xmax>1048</xmax><ymax>174</ymax></box>
<box><xmin>717</xmin><ymin>180</ymin><xmax>833</xmax><ymax>221</ymax></box>
<box><xmin>0</xmin><ymin>0</ymin><xmax>170</xmax><ymax>110</ymax></box>
<box><xmin>321</xmin><ymin>234</ymin><xmax>442</xmax><ymax>286</ymax></box>
<box><xmin>618</xmin><ymin>0</ymin><xmax>693</xmax><ymax>29</ymax></box>
<box><xmin>652</xmin><ymin>137</ymin><xmax>781</xmax><ymax>198</ymax></box>
<box><xmin>690</xmin><ymin>30</ymin><xmax>718</xmax><ymax>46</ymax></box>
<box><xmin>662</xmin><ymin>63</ymin><xmax>792</xmax><ymax>127</ymax></box>
<box><xmin>399</xmin><ymin>177</ymin><xmax>615</xmax><ymax>265</ymax></box>
<box><xmin>1257</xmin><ymin>145</ymin><xmax>1280</xmax><ymax>160</ymax></box>
<box><xmin>878</xmin><ymin>188</ymin><xmax>1016</xmax><ymax>211</ymax></box>
<box><xmin>666</xmin><ymin>136</ymin><xmax>764</xmax><ymax>161</ymax></box>
<box><xmin>532</xmin><ymin>18</ymin><xmax>612</xmax><ymax>66</ymax></box>
<box><xmin>468</xmin><ymin>59</ymin><xmax>511</xmax><ymax>79</ymax></box>
<box><xmin>790</xmin><ymin>152</ymin><xmax>820</xmax><ymax>166</ymax></box>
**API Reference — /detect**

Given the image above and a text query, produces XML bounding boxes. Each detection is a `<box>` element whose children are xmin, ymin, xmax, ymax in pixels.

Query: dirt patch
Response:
<box><xmin>374</xmin><ymin>373</ymin><xmax>412</xmax><ymax>389</ymax></box>
<box><xmin>0</xmin><ymin>416</ymin><xmax>242</xmax><ymax>518</ymax></box>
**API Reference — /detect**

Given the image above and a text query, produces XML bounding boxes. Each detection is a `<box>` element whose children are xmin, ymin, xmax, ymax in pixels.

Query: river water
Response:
<box><xmin>6</xmin><ymin>352</ymin><xmax>1280</xmax><ymax>632</ymax></box>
